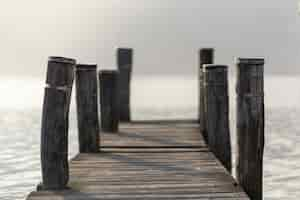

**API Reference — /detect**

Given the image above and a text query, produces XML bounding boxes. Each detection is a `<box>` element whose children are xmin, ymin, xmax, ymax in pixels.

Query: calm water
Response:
<box><xmin>0</xmin><ymin>75</ymin><xmax>299</xmax><ymax>199</ymax></box>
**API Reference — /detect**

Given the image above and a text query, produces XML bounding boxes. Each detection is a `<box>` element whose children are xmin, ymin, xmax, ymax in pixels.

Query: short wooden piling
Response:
<box><xmin>117</xmin><ymin>48</ymin><xmax>133</xmax><ymax>122</ymax></box>
<box><xmin>99</xmin><ymin>70</ymin><xmax>119</xmax><ymax>132</ymax></box>
<box><xmin>199</xmin><ymin>48</ymin><xmax>214</xmax><ymax>142</ymax></box>
<box><xmin>75</xmin><ymin>64</ymin><xmax>100</xmax><ymax>153</ymax></box>
<box><xmin>204</xmin><ymin>64</ymin><xmax>231</xmax><ymax>172</ymax></box>
<box><xmin>236</xmin><ymin>58</ymin><xmax>265</xmax><ymax>200</ymax></box>
<box><xmin>40</xmin><ymin>56</ymin><xmax>76</xmax><ymax>190</ymax></box>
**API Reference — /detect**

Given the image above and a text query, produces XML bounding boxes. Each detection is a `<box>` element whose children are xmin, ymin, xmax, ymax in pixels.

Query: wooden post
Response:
<box><xmin>204</xmin><ymin>64</ymin><xmax>231</xmax><ymax>172</ymax></box>
<box><xmin>117</xmin><ymin>48</ymin><xmax>133</xmax><ymax>122</ymax></box>
<box><xmin>99</xmin><ymin>70</ymin><xmax>119</xmax><ymax>132</ymax></box>
<box><xmin>236</xmin><ymin>58</ymin><xmax>265</xmax><ymax>200</ymax></box>
<box><xmin>41</xmin><ymin>56</ymin><xmax>76</xmax><ymax>190</ymax></box>
<box><xmin>75</xmin><ymin>64</ymin><xmax>100</xmax><ymax>153</ymax></box>
<box><xmin>199</xmin><ymin>48</ymin><xmax>214</xmax><ymax>142</ymax></box>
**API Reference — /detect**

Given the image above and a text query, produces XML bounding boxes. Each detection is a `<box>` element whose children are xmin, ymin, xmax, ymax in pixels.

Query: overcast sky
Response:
<box><xmin>0</xmin><ymin>0</ymin><xmax>299</xmax><ymax>77</ymax></box>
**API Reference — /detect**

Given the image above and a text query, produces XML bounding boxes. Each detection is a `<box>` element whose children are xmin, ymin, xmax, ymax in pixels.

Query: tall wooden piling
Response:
<box><xmin>236</xmin><ymin>58</ymin><xmax>265</xmax><ymax>200</ymax></box>
<box><xmin>199</xmin><ymin>48</ymin><xmax>214</xmax><ymax>142</ymax></box>
<box><xmin>204</xmin><ymin>64</ymin><xmax>231</xmax><ymax>172</ymax></box>
<box><xmin>75</xmin><ymin>64</ymin><xmax>100</xmax><ymax>153</ymax></box>
<box><xmin>117</xmin><ymin>48</ymin><xmax>133</xmax><ymax>122</ymax></box>
<box><xmin>40</xmin><ymin>56</ymin><xmax>76</xmax><ymax>190</ymax></box>
<box><xmin>99</xmin><ymin>70</ymin><xmax>119</xmax><ymax>132</ymax></box>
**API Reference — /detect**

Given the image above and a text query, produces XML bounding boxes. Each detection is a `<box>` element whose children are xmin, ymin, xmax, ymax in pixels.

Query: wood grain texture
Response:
<box><xmin>28</xmin><ymin>122</ymin><xmax>249</xmax><ymax>200</ymax></box>
<box><xmin>99</xmin><ymin>70</ymin><xmax>120</xmax><ymax>132</ymax></box>
<box><xmin>236</xmin><ymin>58</ymin><xmax>265</xmax><ymax>200</ymax></box>
<box><xmin>46</xmin><ymin>57</ymin><xmax>76</xmax><ymax>87</ymax></box>
<box><xmin>75</xmin><ymin>64</ymin><xmax>100</xmax><ymax>153</ymax></box>
<box><xmin>199</xmin><ymin>48</ymin><xmax>214</xmax><ymax>142</ymax></box>
<box><xmin>100</xmin><ymin>123</ymin><xmax>205</xmax><ymax>148</ymax></box>
<box><xmin>204</xmin><ymin>65</ymin><xmax>232</xmax><ymax>173</ymax></box>
<box><xmin>40</xmin><ymin>57</ymin><xmax>76</xmax><ymax>190</ymax></box>
<box><xmin>117</xmin><ymin>48</ymin><xmax>133</xmax><ymax>122</ymax></box>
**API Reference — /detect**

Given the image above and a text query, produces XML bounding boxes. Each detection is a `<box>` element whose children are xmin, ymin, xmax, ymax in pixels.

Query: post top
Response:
<box><xmin>99</xmin><ymin>70</ymin><xmax>119</xmax><ymax>75</ymax></box>
<box><xmin>236</xmin><ymin>58</ymin><xmax>265</xmax><ymax>65</ymax></box>
<box><xmin>48</xmin><ymin>56</ymin><xmax>76</xmax><ymax>65</ymax></box>
<box><xmin>76</xmin><ymin>64</ymin><xmax>97</xmax><ymax>70</ymax></box>
<box><xmin>117</xmin><ymin>48</ymin><xmax>133</xmax><ymax>52</ymax></box>
<box><xmin>203</xmin><ymin>64</ymin><xmax>227</xmax><ymax>71</ymax></box>
<box><xmin>200</xmin><ymin>48</ymin><xmax>214</xmax><ymax>52</ymax></box>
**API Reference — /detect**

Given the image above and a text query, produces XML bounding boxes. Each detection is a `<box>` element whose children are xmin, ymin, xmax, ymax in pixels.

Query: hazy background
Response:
<box><xmin>0</xmin><ymin>0</ymin><xmax>299</xmax><ymax>77</ymax></box>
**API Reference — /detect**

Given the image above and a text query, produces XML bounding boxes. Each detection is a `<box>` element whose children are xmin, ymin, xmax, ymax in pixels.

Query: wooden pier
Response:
<box><xmin>27</xmin><ymin>121</ymin><xmax>249</xmax><ymax>200</ymax></box>
<box><xmin>26</xmin><ymin>50</ymin><xmax>265</xmax><ymax>200</ymax></box>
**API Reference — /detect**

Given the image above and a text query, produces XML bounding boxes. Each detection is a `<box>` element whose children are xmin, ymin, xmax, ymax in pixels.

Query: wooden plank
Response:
<box><xmin>100</xmin><ymin>147</ymin><xmax>208</xmax><ymax>153</ymax></box>
<box><xmin>129</xmin><ymin>120</ymin><xmax>199</xmax><ymax>125</ymax></box>
<box><xmin>101</xmin><ymin>124</ymin><xmax>205</xmax><ymax>147</ymax></box>
<box><xmin>120</xmin><ymin>122</ymin><xmax>200</xmax><ymax>129</ymax></box>
<box><xmin>28</xmin><ymin>192</ymin><xmax>249</xmax><ymax>200</ymax></box>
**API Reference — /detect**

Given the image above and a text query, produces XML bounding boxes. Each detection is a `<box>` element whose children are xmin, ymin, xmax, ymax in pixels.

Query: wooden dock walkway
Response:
<box><xmin>27</xmin><ymin>54</ymin><xmax>264</xmax><ymax>199</ymax></box>
<box><xmin>27</xmin><ymin>121</ymin><xmax>249</xmax><ymax>200</ymax></box>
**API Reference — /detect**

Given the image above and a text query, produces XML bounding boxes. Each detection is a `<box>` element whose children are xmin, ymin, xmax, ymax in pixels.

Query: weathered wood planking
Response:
<box><xmin>101</xmin><ymin>123</ymin><xmax>205</xmax><ymax>148</ymax></box>
<box><xmin>27</xmin><ymin>122</ymin><xmax>249</xmax><ymax>200</ymax></box>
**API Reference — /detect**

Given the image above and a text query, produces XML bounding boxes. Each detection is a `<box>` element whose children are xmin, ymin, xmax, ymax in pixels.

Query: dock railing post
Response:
<box><xmin>117</xmin><ymin>48</ymin><xmax>133</xmax><ymax>122</ymax></box>
<box><xmin>40</xmin><ymin>56</ymin><xmax>76</xmax><ymax>190</ymax></box>
<box><xmin>236</xmin><ymin>58</ymin><xmax>265</xmax><ymax>200</ymax></box>
<box><xmin>75</xmin><ymin>64</ymin><xmax>100</xmax><ymax>153</ymax></box>
<box><xmin>99</xmin><ymin>70</ymin><xmax>119</xmax><ymax>132</ymax></box>
<box><xmin>204</xmin><ymin>64</ymin><xmax>231</xmax><ymax>172</ymax></box>
<box><xmin>199</xmin><ymin>48</ymin><xmax>214</xmax><ymax>142</ymax></box>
